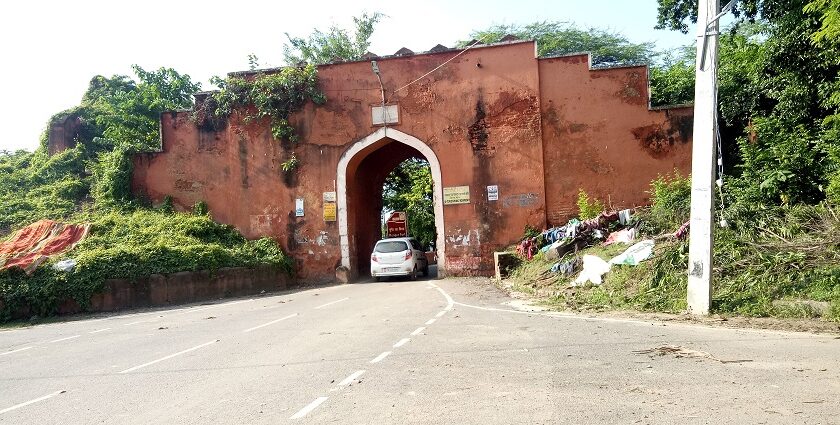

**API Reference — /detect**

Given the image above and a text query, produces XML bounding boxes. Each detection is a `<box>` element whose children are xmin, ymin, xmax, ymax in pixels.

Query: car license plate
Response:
<box><xmin>383</xmin><ymin>267</ymin><xmax>399</xmax><ymax>272</ymax></box>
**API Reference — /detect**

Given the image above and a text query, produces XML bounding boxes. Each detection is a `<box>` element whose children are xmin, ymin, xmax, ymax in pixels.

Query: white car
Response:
<box><xmin>371</xmin><ymin>237</ymin><xmax>429</xmax><ymax>281</ymax></box>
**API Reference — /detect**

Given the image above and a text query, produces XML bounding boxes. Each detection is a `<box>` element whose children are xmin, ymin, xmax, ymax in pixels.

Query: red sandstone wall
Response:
<box><xmin>133</xmin><ymin>41</ymin><xmax>547</xmax><ymax>280</ymax></box>
<box><xmin>537</xmin><ymin>55</ymin><xmax>693</xmax><ymax>226</ymax></box>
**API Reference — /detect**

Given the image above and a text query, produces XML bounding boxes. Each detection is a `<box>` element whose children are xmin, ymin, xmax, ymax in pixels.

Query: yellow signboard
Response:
<box><xmin>443</xmin><ymin>186</ymin><xmax>470</xmax><ymax>205</ymax></box>
<box><xmin>323</xmin><ymin>202</ymin><xmax>337</xmax><ymax>221</ymax></box>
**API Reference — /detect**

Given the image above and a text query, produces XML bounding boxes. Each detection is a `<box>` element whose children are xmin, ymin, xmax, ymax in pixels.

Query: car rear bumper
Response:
<box><xmin>371</xmin><ymin>262</ymin><xmax>414</xmax><ymax>277</ymax></box>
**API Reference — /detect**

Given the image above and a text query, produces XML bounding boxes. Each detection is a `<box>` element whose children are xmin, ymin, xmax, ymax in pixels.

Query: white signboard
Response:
<box><xmin>487</xmin><ymin>185</ymin><xmax>499</xmax><ymax>201</ymax></box>
<box><xmin>295</xmin><ymin>198</ymin><xmax>304</xmax><ymax>217</ymax></box>
<box><xmin>443</xmin><ymin>186</ymin><xmax>471</xmax><ymax>205</ymax></box>
<box><xmin>372</xmin><ymin>104</ymin><xmax>399</xmax><ymax>125</ymax></box>
<box><xmin>323</xmin><ymin>191</ymin><xmax>337</xmax><ymax>203</ymax></box>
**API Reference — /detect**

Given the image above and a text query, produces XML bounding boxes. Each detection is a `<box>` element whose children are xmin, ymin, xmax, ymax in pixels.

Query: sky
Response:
<box><xmin>0</xmin><ymin>0</ymin><xmax>697</xmax><ymax>152</ymax></box>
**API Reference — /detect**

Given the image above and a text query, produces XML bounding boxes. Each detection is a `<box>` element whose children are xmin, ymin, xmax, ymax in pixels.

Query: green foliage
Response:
<box><xmin>0</xmin><ymin>148</ymin><xmax>88</xmax><ymax>232</ymax></box>
<box><xmin>649</xmin><ymin>46</ymin><xmax>695</xmax><ymax>106</ymax></box>
<box><xmin>0</xmin><ymin>210</ymin><xmax>292</xmax><ymax>321</ymax></box>
<box><xmin>382</xmin><ymin>159</ymin><xmax>436</xmax><ymax>249</ymax></box>
<box><xmin>90</xmin><ymin>141</ymin><xmax>135</xmax><ymax>208</ymax></box>
<box><xmin>283</xmin><ymin>12</ymin><xmax>384</xmax><ymax>65</ymax></box>
<box><xmin>196</xmin><ymin>65</ymin><xmax>325</xmax><ymax>143</ymax></box>
<box><xmin>0</xmin><ymin>64</ymin><xmax>294</xmax><ymax>322</ymax></box>
<box><xmin>806</xmin><ymin>0</ymin><xmax>840</xmax><ymax>44</ymax></box>
<box><xmin>280</xmin><ymin>154</ymin><xmax>299</xmax><ymax>172</ymax></box>
<box><xmin>463</xmin><ymin>22</ymin><xmax>656</xmax><ymax>66</ymax></box>
<box><xmin>192</xmin><ymin>201</ymin><xmax>209</xmax><ymax>216</ymax></box>
<box><xmin>736</xmin><ymin>117</ymin><xmax>826</xmax><ymax>205</ymax></box>
<box><xmin>77</xmin><ymin>65</ymin><xmax>201</xmax><ymax>153</ymax></box>
<box><xmin>576</xmin><ymin>189</ymin><xmax>604</xmax><ymax>220</ymax></box>
<box><xmin>513</xmin><ymin>204</ymin><xmax>840</xmax><ymax>321</ymax></box>
<box><xmin>644</xmin><ymin>171</ymin><xmax>692</xmax><ymax>234</ymax></box>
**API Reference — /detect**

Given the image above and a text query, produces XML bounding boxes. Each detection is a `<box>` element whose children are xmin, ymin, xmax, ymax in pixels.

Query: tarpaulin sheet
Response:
<box><xmin>0</xmin><ymin>220</ymin><xmax>90</xmax><ymax>274</ymax></box>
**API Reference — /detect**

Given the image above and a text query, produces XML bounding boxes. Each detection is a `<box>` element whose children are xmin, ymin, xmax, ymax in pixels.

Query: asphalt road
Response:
<box><xmin>1</xmin><ymin>273</ymin><xmax>838</xmax><ymax>424</ymax></box>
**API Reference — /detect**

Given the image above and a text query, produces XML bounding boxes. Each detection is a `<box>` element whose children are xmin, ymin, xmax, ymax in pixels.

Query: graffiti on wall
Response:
<box><xmin>502</xmin><ymin>193</ymin><xmax>539</xmax><ymax>209</ymax></box>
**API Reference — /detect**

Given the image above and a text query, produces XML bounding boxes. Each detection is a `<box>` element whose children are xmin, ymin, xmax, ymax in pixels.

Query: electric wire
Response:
<box><xmin>389</xmin><ymin>36</ymin><xmax>489</xmax><ymax>99</ymax></box>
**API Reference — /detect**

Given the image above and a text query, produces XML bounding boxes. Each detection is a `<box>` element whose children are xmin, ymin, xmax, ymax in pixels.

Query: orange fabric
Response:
<box><xmin>0</xmin><ymin>220</ymin><xmax>90</xmax><ymax>274</ymax></box>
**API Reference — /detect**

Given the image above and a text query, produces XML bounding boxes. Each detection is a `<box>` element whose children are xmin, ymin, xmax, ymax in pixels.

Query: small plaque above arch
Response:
<box><xmin>372</xmin><ymin>104</ymin><xmax>399</xmax><ymax>125</ymax></box>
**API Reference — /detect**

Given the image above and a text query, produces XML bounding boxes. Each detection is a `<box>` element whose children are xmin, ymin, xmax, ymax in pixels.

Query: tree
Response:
<box><xmin>462</xmin><ymin>22</ymin><xmax>656</xmax><ymax>66</ymax></box>
<box><xmin>82</xmin><ymin>65</ymin><xmax>201</xmax><ymax>152</ymax></box>
<box><xmin>382</xmin><ymin>159</ymin><xmax>436</xmax><ymax>249</ymax></box>
<box><xmin>656</xmin><ymin>0</ymin><xmax>840</xmax><ymax>205</ymax></box>
<box><xmin>649</xmin><ymin>45</ymin><xmax>696</xmax><ymax>106</ymax></box>
<box><xmin>283</xmin><ymin>12</ymin><xmax>384</xmax><ymax>65</ymax></box>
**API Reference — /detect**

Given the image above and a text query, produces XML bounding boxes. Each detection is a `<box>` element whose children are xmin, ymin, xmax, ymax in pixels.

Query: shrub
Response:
<box><xmin>576</xmin><ymin>189</ymin><xmax>604</xmax><ymax>220</ymax></box>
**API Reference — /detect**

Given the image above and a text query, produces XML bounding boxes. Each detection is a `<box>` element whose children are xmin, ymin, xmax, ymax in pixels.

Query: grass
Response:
<box><xmin>507</xmin><ymin>205</ymin><xmax>840</xmax><ymax>321</ymax></box>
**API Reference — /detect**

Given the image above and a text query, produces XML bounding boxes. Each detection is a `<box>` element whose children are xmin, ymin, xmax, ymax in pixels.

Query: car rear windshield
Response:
<box><xmin>374</xmin><ymin>241</ymin><xmax>409</xmax><ymax>253</ymax></box>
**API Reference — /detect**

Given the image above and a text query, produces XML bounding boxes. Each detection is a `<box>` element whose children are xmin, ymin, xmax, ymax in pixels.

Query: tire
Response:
<box><xmin>422</xmin><ymin>263</ymin><xmax>430</xmax><ymax>277</ymax></box>
<box><xmin>374</xmin><ymin>276</ymin><xmax>382</xmax><ymax>282</ymax></box>
<box><xmin>410</xmin><ymin>266</ymin><xmax>418</xmax><ymax>281</ymax></box>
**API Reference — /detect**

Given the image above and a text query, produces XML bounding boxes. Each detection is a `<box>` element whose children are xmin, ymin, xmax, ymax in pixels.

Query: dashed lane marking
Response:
<box><xmin>337</xmin><ymin>370</ymin><xmax>366</xmax><ymax>387</ymax></box>
<box><xmin>49</xmin><ymin>335</ymin><xmax>80</xmax><ymax>343</ymax></box>
<box><xmin>290</xmin><ymin>396</ymin><xmax>329</xmax><ymax>419</ymax></box>
<box><xmin>393</xmin><ymin>338</ymin><xmax>410</xmax><ymax>348</ymax></box>
<box><xmin>411</xmin><ymin>327</ymin><xmax>425</xmax><ymax>336</ymax></box>
<box><xmin>425</xmin><ymin>319</ymin><xmax>436</xmax><ymax>325</ymax></box>
<box><xmin>370</xmin><ymin>351</ymin><xmax>391</xmax><ymax>364</ymax></box>
<box><xmin>118</xmin><ymin>340</ymin><xmax>218</xmax><ymax>374</ymax></box>
<box><xmin>123</xmin><ymin>320</ymin><xmax>153</xmax><ymax>326</ymax></box>
<box><xmin>314</xmin><ymin>297</ymin><xmax>350</xmax><ymax>310</ymax></box>
<box><xmin>0</xmin><ymin>390</ymin><xmax>65</xmax><ymax>415</ymax></box>
<box><xmin>89</xmin><ymin>328</ymin><xmax>111</xmax><ymax>334</ymax></box>
<box><xmin>243</xmin><ymin>313</ymin><xmax>298</xmax><ymax>333</ymax></box>
<box><xmin>0</xmin><ymin>346</ymin><xmax>33</xmax><ymax>357</ymax></box>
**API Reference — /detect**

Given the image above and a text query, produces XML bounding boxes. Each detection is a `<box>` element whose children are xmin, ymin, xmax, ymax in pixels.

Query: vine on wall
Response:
<box><xmin>191</xmin><ymin>64</ymin><xmax>326</xmax><ymax>144</ymax></box>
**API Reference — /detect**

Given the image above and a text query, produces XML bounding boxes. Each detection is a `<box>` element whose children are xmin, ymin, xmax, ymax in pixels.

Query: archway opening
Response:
<box><xmin>381</xmin><ymin>158</ymin><xmax>436</xmax><ymax>252</ymax></box>
<box><xmin>338</xmin><ymin>129</ymin><xmax>445</xmax><ymax>279</ymax></box>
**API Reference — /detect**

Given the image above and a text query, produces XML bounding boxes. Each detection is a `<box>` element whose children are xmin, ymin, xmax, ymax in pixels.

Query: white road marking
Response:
<box><xmin>430</xmin><ymin>283</ymin><xmax>455</xmax><ymax>310</ymax></box>
<box><xmin>290</xmin><ymin>396</ymin><xmax>328</xmax><ymax>419</ymax></box>
<box><xmin>168</xmin><ymin>299</ymin><xmax>255</xmax><ymax>317</ymax></box>
<box><xmin>314</xmin><ymin>297</ymin><xmax>350</xmax><ymax>310</ymax></box>
<box><xmin>370</xmin><ymin>351</ymin><xmax>391</xmax><ymax>363</ymax></box>
<box><xmin>411</xmin><ymin>327</ymin><xmax>425</xmax><ymax>336</ymax></box>
<box><xmin>243</xmin><ymin>313</ymin><xmax>298</xmax><ymax>333</ymax></box>
<box><xmin>49</xmin><ymin>335</ymin><xmax>80</xmax><ymax>343</ymax></box>
<box><xmin>0</xmin><ymin>390</ymin><xmax>64</xmax><ymax>414</ymax></box>
<box><xmin>0</xmin><ymin>346</ymin><xmax>33</xmax><ymax>356</ymax></box>
<box><xmin>393</xmin><ymin>338</ymin><xmax>410</xmax><ymax>348</ymax></box>
<box><xmin>435</xmin><ymin>310</ymin><xmax>446</xmax><ymax>318</ymax></box>
<box><xmin>123</xmin><ymin>320</ymin><xmax>152</xmax><ymax>326</ymax></box>
<box><xmin>425</xmin><ymin>319</ymin><xmax>436</xmax><ymax>325</ymax></box>
<box><xmin>89</xmin><ymin>328</ymin><xmax>111</xmax><ymax>334</ymax></box>
<box><xmin>337</xmin><ymin>370</ymin><xmax>366</xmax><ymax>386</ymax></box>
<box><xmin>118</xmin><ymin>340</ymin><xmax>218</xmax><ymax>373</ymax></box>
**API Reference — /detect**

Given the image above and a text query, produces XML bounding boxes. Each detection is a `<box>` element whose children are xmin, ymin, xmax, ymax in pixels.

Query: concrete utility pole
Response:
<box><xmin>687</xmin><ymin>0</ymin><xmax>721</xmax><ymax>315</ymax></box>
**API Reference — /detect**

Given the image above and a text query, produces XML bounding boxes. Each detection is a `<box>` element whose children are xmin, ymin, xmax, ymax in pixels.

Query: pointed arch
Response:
<box><xmin>336</xmin><ymin>128</ymin><xmax>445</xmax><ymax>276</ymax></box>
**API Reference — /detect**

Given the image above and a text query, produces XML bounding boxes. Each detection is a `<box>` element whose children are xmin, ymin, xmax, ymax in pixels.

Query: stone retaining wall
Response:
<box><xmin>16</xmin><ymin>266</ymin><xmax>292</xmax><ymax>318</ymax></box>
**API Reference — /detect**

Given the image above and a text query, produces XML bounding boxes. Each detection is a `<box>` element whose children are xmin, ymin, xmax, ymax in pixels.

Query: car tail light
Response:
<box><xmin>371</xmin><ymin>253</ymin><xmax>378</xmax><ymax>263</ymax></box>
<box><xmin>404</xmin><ymin>250</ymin><xmax>412</xmax><ymax>260</ymax></box>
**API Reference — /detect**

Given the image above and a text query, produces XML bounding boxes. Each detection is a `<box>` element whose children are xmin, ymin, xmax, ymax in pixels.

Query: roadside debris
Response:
<box><xmin>604</xmin><ymin>228</ymin><xmax>636</xmax><ymax>246</ymax></box>
<box><xmin>633</xmin><ymin>344</ymin><xmax>753</xmax><ymax>364</ymax></box>
<box><xmin>573</xmin><ymin>255</ymin><xmax>611</xmax><ymax>286</ymax></box>
<box><xmin>52</xmin><ymin>258</ymin><xmax>77</xmax><ymax>272</ymax></box>
<box><xmin>609</xmin><ymin>240</ymin><xmax>655</xmax><ymax>266</ymax></box>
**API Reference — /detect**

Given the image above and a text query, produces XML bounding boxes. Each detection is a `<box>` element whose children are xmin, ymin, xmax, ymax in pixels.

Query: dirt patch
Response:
<box><xmin>632</xmin><ymin>124</ymin><xmax>675</xmax><ymax>159</ymax></box>
<box><xmin>468</xmin><ymin>100</ymin><xmax>490</xmax><ymax>151</ymax></box>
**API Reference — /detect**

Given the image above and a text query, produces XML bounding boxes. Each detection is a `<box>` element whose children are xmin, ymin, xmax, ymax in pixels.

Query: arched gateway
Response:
<box><xmin>336</xmin><ymin>127</ymin><xmax>445</xmax><ymax>278</ymax></box>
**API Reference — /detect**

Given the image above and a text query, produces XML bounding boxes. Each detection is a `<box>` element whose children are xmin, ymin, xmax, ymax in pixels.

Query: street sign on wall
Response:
<box><xmin>443</xmin><ymin>186</ymin><xmax>470</xmax><ymax>205</ymax></box>
<box><xmin>386</xmin><ymin>211</ymin><xmax>407</xmax><ymax>238</ymax></box>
